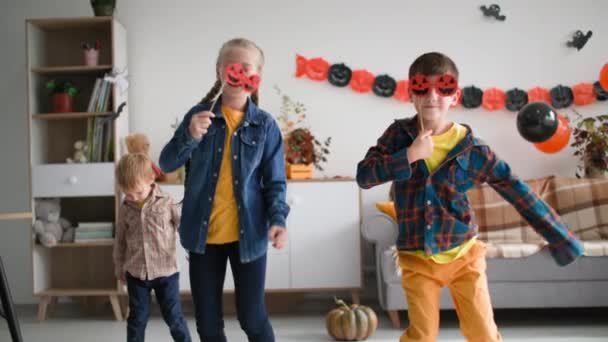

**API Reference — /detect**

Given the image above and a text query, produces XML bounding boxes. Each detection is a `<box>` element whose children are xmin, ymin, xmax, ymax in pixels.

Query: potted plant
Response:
<box><xmin>571</xmin><ymin>111</ymin><xmax>608</xmax><ymax>178</ymax></box>
<box><xmin>275</xmin><ymin>86</ymin><xmax>331</xmax><ymax>179</ymax></box>
<box><xmin>46</xmin><ymin>80</ymin><xmax>78</xmax><ymax>113</ymax></box>
<box><xmin>90</xmin><ymin>0</ymin><xmax>116</xmax><ymax>17</ymax></box>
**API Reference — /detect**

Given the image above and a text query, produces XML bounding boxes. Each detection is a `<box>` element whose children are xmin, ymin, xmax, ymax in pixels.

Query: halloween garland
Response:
<box><xmin>295</xmin><ymin>55</ymin><xmax>608</xmax><ymax>111</ymax></box>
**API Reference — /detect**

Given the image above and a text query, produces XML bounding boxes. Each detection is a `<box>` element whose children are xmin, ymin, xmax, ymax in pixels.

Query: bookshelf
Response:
<box><xmin>26</xmin><ymin>17</ymin><xmax>128</xmax><ymax>321</ymax></box>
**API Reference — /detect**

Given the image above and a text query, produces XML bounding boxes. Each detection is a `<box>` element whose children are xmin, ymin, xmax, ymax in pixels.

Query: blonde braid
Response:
<box><xmin>200</xmin><ymin>79</ymin><xmax>222</xmax><ymax>104</ymax></box>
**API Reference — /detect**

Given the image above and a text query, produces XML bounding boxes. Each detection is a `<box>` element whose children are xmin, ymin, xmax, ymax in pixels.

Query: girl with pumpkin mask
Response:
<box><xmin>160</xmin><ymin>38</ymin><xmax>289</xmax><ymax>342</ymax></box>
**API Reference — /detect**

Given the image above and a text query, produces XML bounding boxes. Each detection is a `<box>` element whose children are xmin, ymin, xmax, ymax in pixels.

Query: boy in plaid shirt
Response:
<box><xmin>356</xmin><ymin>52</ymin><xmax>583</xmax><ymax>342</ymax></box>
<box><xmin>114</xmin><ymin>153</ymin><xmax>191</xmax><ymax>342</ymax></box>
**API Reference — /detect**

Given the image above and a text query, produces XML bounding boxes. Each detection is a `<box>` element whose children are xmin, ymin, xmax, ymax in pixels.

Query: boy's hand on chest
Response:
<box><xmin>408</xmin><ymin>129</ymin><xmax>434</xmax><ymax>162</ymax></box>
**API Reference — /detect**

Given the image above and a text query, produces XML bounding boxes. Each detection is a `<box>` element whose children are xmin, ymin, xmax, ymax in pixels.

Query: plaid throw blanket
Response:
<box><xmin>473</xmin><ymin>176</ymin><xmax>608</xmax><ymax>244</ymax></box>
<box><xmin>392</xmin><ymin>176</ymin><xmax>608</xmax><ymax>265</ymax></box>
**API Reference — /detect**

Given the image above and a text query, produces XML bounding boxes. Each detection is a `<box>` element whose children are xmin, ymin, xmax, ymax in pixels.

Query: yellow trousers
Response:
<box><xmin>398</xmin><ymin>242</ymin><xmax>502</xmax><ymax>342</ymax></box>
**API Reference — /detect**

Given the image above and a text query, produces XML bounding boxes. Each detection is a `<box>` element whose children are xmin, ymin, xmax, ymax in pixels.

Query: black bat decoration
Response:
<box><xmin>566</xmin><ymin>30</ymin><xmax>593</xmax><ymax>51</ymax></box>
<box><xmin>480</xmin><ymin>4</ymin><xmax>506</xmax><ymax>21</ymax></box>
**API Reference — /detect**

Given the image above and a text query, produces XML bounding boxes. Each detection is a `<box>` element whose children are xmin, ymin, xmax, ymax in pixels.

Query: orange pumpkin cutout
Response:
<box><xmin>305</xmin><ymin>57</ymin><xmax>330</xmax><ymax>81</ymax></box>
<box><xmin>326</xmin><ymin>298</ymin><xmax>378</xmax><ymax>341</ymax></box>
<box><xmin>435</xmin><ymin>74</ymin><xmax>458</xmax><ymax>96</ymax></box>
<box><xmin>534</xmin><ymin>115</ymin><xmax>571</xmax><ymax>154</ymax></box>
<box><xmin>295</xmin><ymin>55</ymin><xmax>307</xmax><ymax>77</ymax></box>
<box><xmin>224</xmin><ymin>63</ymin><xmax>246</xmax><ymax>87</ymax></box>
<box><xmin>244</xmin><ymin>74</ymin><xmax>261</xmax><ymax>93</ymax></box>
<box><xmin>527</xmin><ymin>87</ymin><xmax>551</xmax><ymax>103</ymax></box>
<box><xmin>394</xmin><ymin>80</ymin><xmax>410</xmax><ymax>102</ymax></box>
<box><xmin>481</xmin><ymin>88</ymin><xmax>506</xmax><ymax>110</ymax></box>
<box><xmin>572</xmin><ymin>83</ymin><xmax>596</xmax><ymax>106</ymax></box>
<box><xmin>350</xmin><ymin>70</ymin><xmax>375</xmax><ymax>93</ymax></box>
<box><xmin>410</xmin><ymin>74</ymin><xmax>431</xmax><ymax>96</ymax></box>
<box><xmin>600</xmin><ymin>63</ymin><xmax>608</xmax><ymax>91</ymax></box>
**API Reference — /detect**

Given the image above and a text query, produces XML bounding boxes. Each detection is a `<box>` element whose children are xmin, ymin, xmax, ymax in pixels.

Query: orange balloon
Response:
<box><xmin>534</xmin><ymin>115</ymin><xmax>571</xmax><ymax>153</ymax></box>
<box><xmin>600</xmin><ymin>63</ymin><xmax>608</xmax><ymax>91</ymax></box>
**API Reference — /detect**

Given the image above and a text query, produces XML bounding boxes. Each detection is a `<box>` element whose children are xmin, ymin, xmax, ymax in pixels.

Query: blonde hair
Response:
<box><xmin>200</xmin><ymin>38</ymin><xmax>265</xmax><ymax>105</ymax></box>
<box><xmin>116</xmin><ymin>153</ymin><xmax>155</xmax><ymax>192</ymax></box>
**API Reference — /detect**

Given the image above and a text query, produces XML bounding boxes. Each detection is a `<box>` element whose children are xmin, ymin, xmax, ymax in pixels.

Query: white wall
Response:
<box><xmin>119</xmin><ymin>0</ymin><xmax>608</xmax><ymax>180</ymax></box>
<box><xmin>1</xmin><ymin>0</ymin><xmax>607</xmax><ymax>304</ymax></box>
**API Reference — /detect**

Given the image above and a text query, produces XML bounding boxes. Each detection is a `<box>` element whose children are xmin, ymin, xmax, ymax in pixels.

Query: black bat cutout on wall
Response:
<box><xmin>566</xmin><ymin>30</ymin><xmax>593</xmax><ymax>51</ymax></box>
<box><xmin>480</xmin><ymin>4</ymin><xmax>506</xmax><ymax>21</ymax></box>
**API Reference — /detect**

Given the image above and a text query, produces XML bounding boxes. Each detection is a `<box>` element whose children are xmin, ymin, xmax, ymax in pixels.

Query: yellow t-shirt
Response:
<box><xmin>207</xmin><ymin>105</ymin><xmax>244</xmax><ymax>244</ymax></box>
<box><xmin>402</xmin><ymin>122</ymin><xmax>476</xmax><ymax>263</ymax></box>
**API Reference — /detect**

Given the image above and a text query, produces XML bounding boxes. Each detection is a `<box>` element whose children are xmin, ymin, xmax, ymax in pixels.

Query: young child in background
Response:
<box><xmin>357</xmin><ymin>52</ymin><xmax>583</xmax><ymax>342</ymax></box>
<box><xmin>114</xmin><ymin>153</ymin><xmax>191</xmax><ymax>342</ymax></box>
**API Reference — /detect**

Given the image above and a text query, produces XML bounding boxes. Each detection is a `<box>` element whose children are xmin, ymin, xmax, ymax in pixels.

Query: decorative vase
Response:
<box><xmin>84</xmin><ymin>49</ymin><xmax>99</xmax><ymax>66</ymax></box>
<box><xmin>91</xmin><ymin>0</ymin><xmax>116</xmax><ymax>16</ymax></box>
<box><xmin>586</xmin><ymin>165</ymin><xmax>608</xmax><ymax>178</ymax></box>
<box><xmin>52</xmin><ymin>93</ymin><xmax>73</xmax><ymax>113</ymax></box>
<box><xmin>285</xmin><ymin>163</ymin><xmax>313</xmax><ymax>180</ymax></box>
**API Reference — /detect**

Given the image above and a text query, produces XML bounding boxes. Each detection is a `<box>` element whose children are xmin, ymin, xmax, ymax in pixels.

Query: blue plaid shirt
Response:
<box><xmin>357</xmin><ymin>116</ymin><xmax>583</xmax><ymax>266</ymax></box>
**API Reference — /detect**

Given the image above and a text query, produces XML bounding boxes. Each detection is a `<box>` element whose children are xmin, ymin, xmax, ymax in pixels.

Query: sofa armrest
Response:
<box><xmin>362</xmin><ymin>213</ymin><xmax>399</xmax><ymax>251</ymax></box>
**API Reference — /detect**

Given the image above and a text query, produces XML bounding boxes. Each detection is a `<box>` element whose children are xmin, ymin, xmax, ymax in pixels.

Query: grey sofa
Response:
<box><xmin>360</xmin><ymin>177</ymin><xmax>608</xmax><ymax>329</ymax></box>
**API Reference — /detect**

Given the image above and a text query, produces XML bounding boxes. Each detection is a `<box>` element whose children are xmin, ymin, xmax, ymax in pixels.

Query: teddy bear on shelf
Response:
<box><xmin>33</xmin><ymin>198</ymin><xmax>75</xmax><ymax>247</ymax></box>
<box><xmin>66</xmin><ymin>140</ymin><xmax>88</xmax><ymax>163</ymax></box>
<box><xmin>125</xmin><ymin>133</ymin><xmax>178</xmax><ymax>182</ymax></box>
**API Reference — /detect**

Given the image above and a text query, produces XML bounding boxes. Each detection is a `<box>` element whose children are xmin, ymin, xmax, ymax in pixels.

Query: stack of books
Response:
<box><xmin>75</xmin><ymin>222</ymin><xmax>114</xmax><ymax>243</ymax></box>
<box><xmin>85</xmin><ymin>75</ymin><xmax>115</xmax><ymax>162</ymax></box>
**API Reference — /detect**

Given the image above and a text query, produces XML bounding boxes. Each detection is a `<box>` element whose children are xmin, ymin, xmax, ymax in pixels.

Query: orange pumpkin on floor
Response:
<box><xmin>326</xmin><ymin>298</ymin><xmax>378</xmax><ymax>341</ymax></box>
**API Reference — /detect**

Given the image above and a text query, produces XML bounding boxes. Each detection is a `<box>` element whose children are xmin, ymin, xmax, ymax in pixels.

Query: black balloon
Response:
<box><xmin>327</xmin><ymin>63</ymin><xmax>352</xmax><ymax>87</ymax></box>
<box><xmin>372</xmin><ymin>74</ymin><xmax>397</xmax><ymax>97</ymax></box>
<box><xmin>516</xmin><ymin>102</ymin><xmax>559</xmax><ymax>143</ymax></box>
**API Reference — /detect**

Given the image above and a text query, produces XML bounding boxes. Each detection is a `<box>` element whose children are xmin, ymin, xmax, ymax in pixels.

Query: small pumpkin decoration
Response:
<box><xmin>372</xmin><ymin>74</ymin><xmax>397</xmax><ymax>97</ymax></box>
<box><xmin>505</xmin><ymin>88</ymin><xmax>529</xmax><ymax>111</ymax></box>
<box><xmin>572</xmin><ymin>83</ymin><xmax>595</xmax><ymax>106</ymax></box>
<box><xmin>393</xmin><ymin>80</ymin><xmax>410</xmax><ymax>102</ymax></box>
<box><xmin>550</xmin><ymin>85</ymin><xmax>574</xmax><ymax>109</ymax></box>
<box><xmin>326</xmin><ymin>297</ymin><xmax>378</xmax><ymax>341</ymax></box>
<box><xmin>481</xmin><ymin>87</ymin><xmax>506</xmax><ymax>111</ymax></box>
<box><xmin>594</xmin><ymin>81</ymin><xmax>608</xmax><ymax>101</ymax></box>
<box><xmin>527</xmin><ymin>86</ymin><xmax>551</xmax><ymax>103</ymax></box>
<box><xmin>328</xmin><ymin>63</ymin><xmax>352</xmax><ymax>87</ymax></box>
<box><xmin>306</xmin><ymin>57</ymin><xmax>330</xmax><ymax>81</ymax></box>
<box><xmin>350</xmin><ymin>70</ymin><xmax>375</xmax><ymax>93</ymax></box>
<box><xmin>461</xmin><ymin>86</ymin><xmax>483</xmax><ymax>108</ymax></box>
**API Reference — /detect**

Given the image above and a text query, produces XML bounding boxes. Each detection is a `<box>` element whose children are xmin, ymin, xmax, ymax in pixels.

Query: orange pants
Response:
<box><xmin>398</xmin><ymin>242</ymin><xmax>502</xmax><ymax>342</ymax></box>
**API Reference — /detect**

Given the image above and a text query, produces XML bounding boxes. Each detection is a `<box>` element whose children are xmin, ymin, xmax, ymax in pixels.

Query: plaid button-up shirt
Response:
<box><xmin>113</xmin><ymin>184</ymin><xmax>181</xmax><ymax>280</ymax></box>
<box><xmin>357</xmin><ymin>116</ymin><xmax>583</xmax><ymax>266</ymax></box>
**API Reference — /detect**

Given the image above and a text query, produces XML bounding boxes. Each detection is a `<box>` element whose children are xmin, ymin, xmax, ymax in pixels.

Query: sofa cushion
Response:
<box><xmin>485</xmin><ymin>242</ymin><xmax>544</xmax><ymax>258</ymax></box>
<box><xmin>583</xmin><ymin>241</ymin><xmax>608</xmax><ymax>256</ymax></box>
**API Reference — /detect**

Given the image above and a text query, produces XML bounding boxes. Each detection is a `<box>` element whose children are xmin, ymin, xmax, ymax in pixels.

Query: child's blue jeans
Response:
<box><xmin>126</xmin><ymin>271</ymin><xmax>191</xmax><ymax>342</ymax></box>
<box><xmin>189</xmin><ymin>242</ymin><xmax>274</xmax><ymax>342</ymax></box>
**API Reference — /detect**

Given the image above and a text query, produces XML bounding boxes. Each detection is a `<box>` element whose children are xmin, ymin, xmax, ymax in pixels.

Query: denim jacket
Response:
<box><xmin>159</xmin><ymin>98</ymin><xmax>290</xmax><ymax>263</ymax></box>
